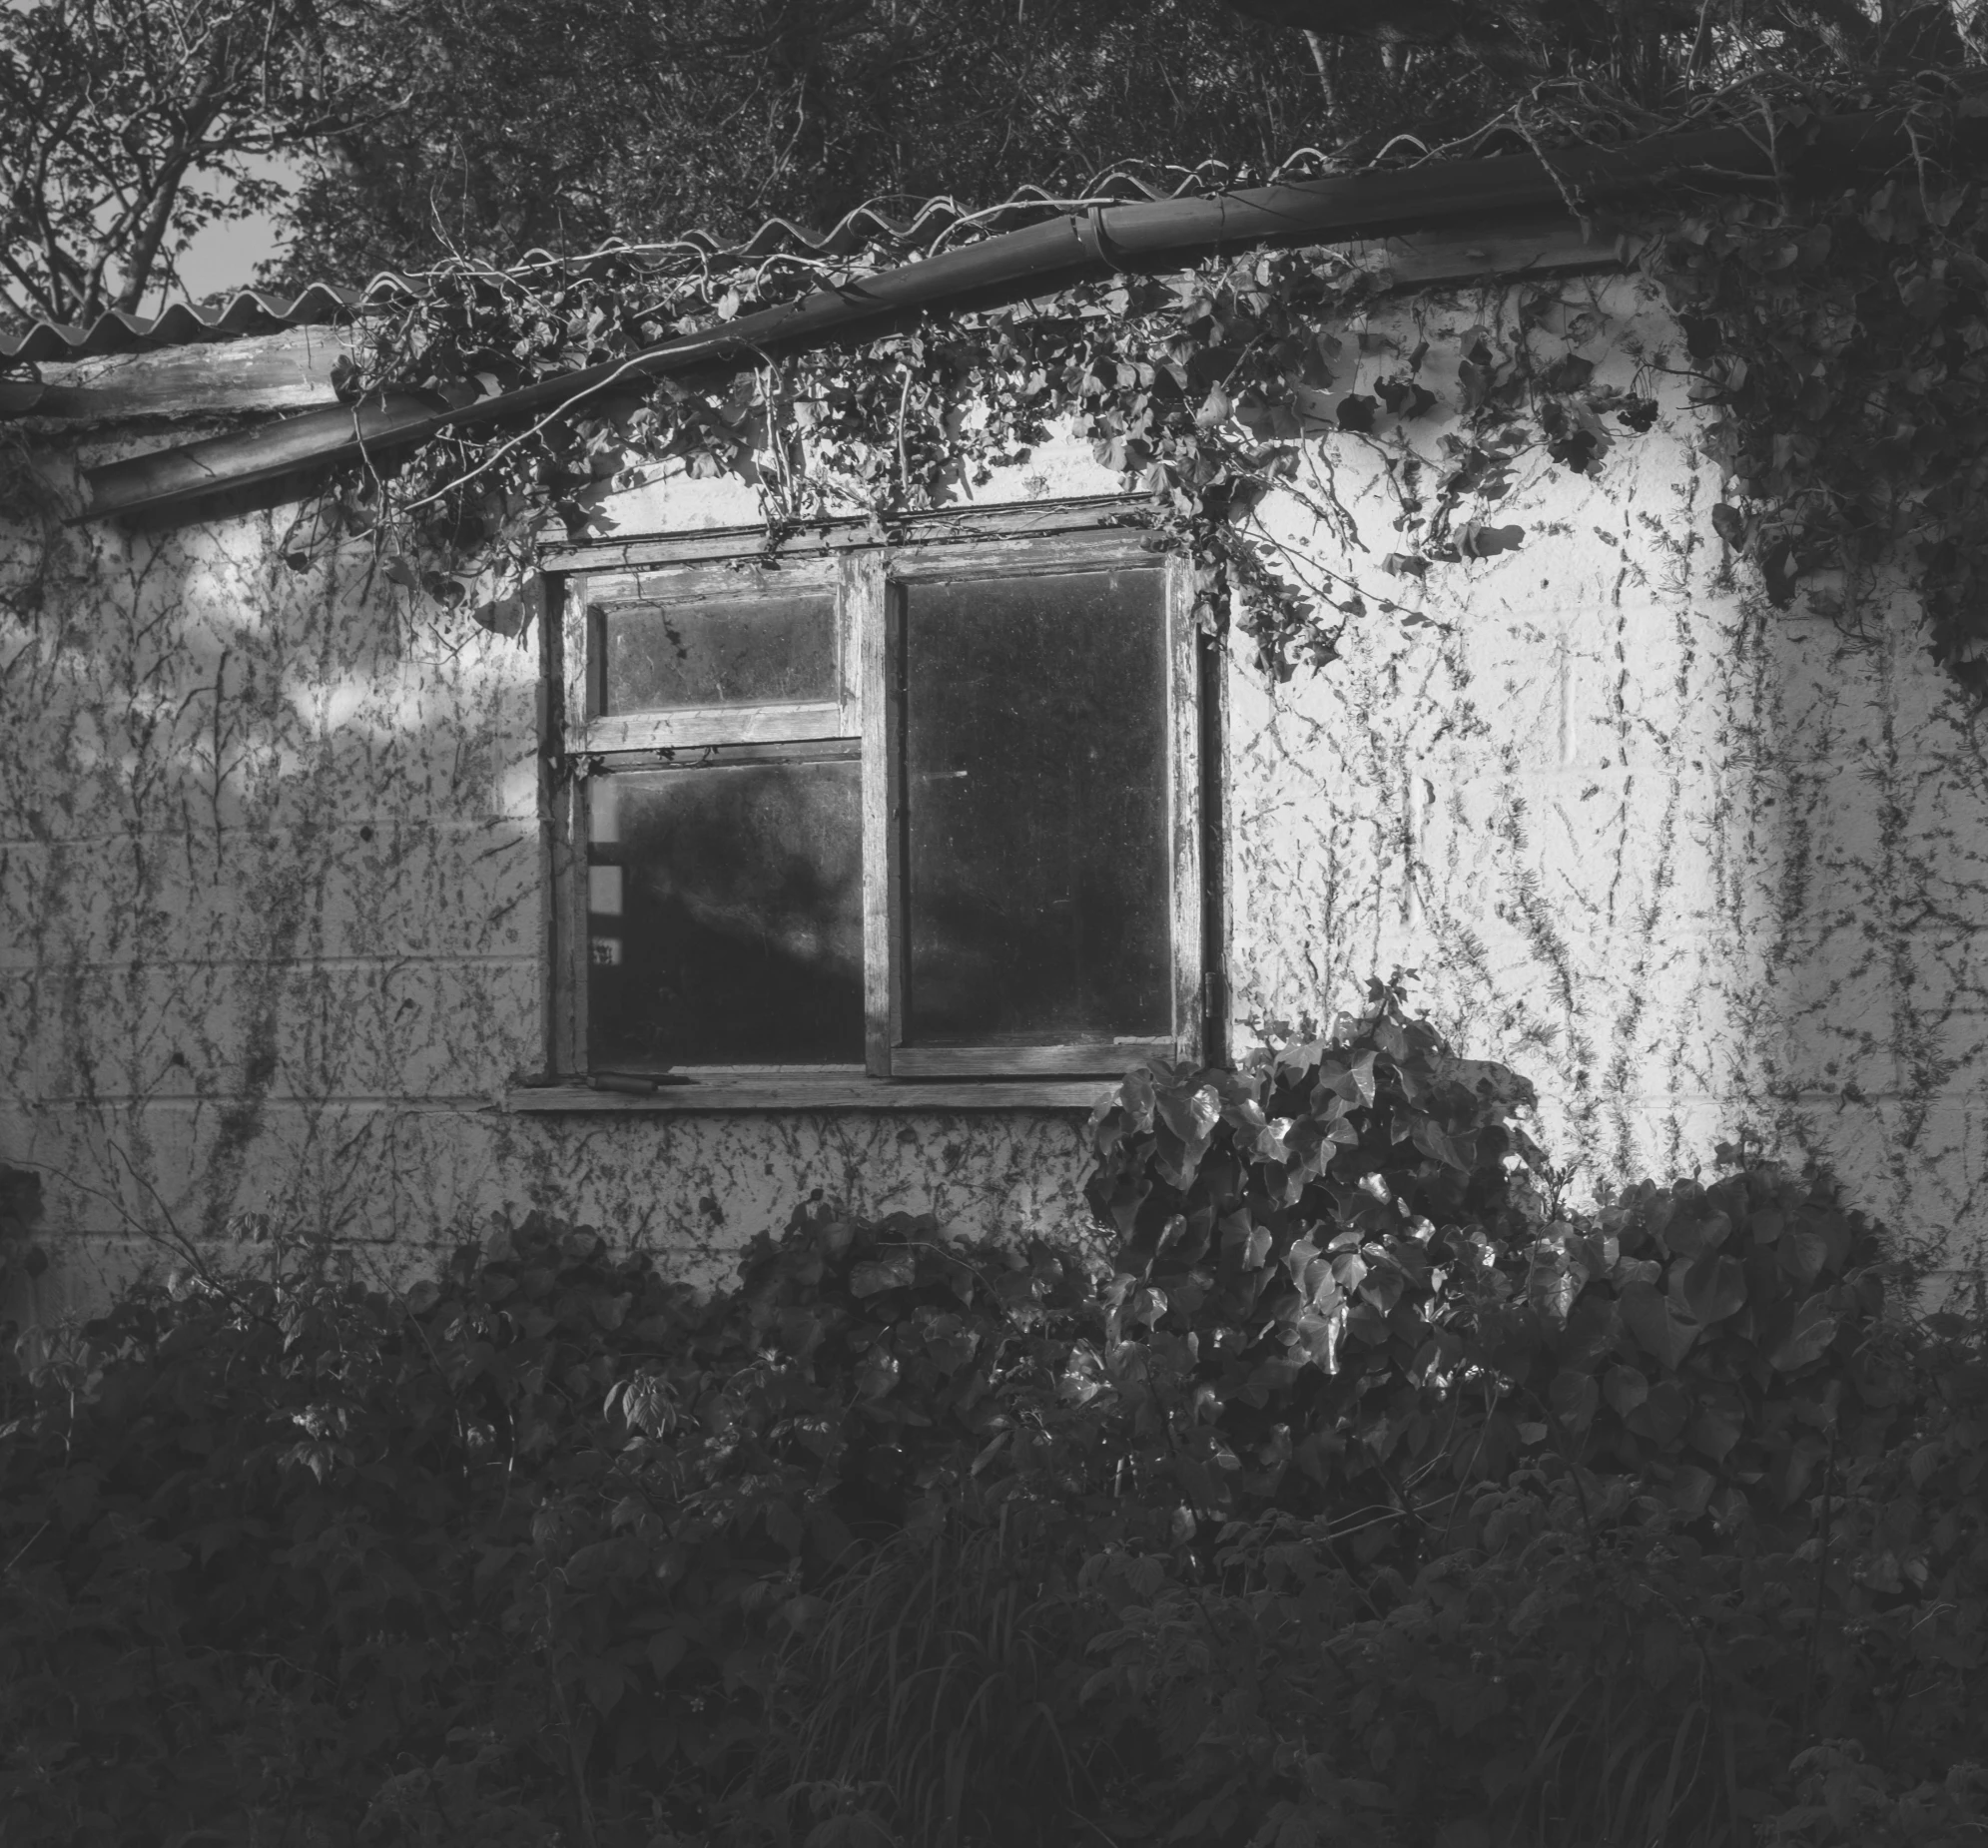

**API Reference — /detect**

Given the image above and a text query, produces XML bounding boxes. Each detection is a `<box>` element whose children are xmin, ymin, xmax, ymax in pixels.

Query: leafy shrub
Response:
<box><xmin>1083</xmin><ymin>976</ymin><xmax>1914</xmax><ymax>1569</ymax></box>
<box><xmin>1071</xmin><ymin>1451</ymin><xmax>1988</xmax><ymax>1848</ymax></box>
<box><xmin>748</xmin><ymin>1500</ymin><xmax>1103</xmax><ymax>1848</ymax></box>
<box><xmin>0</xmin><ymin>1160</ymin><xmax>48</xmax><ymax>1304</ymax></box>
<box><xmin>0</xmin><ymin>977</ymin><xmax>1983</xmax><ymax>1848</ymax></box>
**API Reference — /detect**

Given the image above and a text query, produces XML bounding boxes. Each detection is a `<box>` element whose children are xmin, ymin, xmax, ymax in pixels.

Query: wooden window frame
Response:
<box><xmin>533</xmin><ymin>498</ymin><xmax>1210</xmax><ymax>1105</ymax></box>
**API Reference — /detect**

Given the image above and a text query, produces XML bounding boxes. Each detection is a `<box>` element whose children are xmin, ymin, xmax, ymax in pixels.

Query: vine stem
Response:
<box><xmin>1797</xmin><ymin>1427</ymin><xmax>1839</xmax><ymax>1745</ymax></box>
<box><xmin>545</xmin><ymin>1576</ymin><xmax>602</xmax><ymax>1848</ymax></box>
<box><xmin>2</xmin><ymin>1521</ymin><xmax>49</xmax><ymax>1575</ymax></box>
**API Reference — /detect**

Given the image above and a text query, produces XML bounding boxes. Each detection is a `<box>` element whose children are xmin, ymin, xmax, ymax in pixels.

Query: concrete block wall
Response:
<box><xmin>3</xmin><ymin>272</ymin><xmax>1985</xmax><ymax>1318</ymax></box>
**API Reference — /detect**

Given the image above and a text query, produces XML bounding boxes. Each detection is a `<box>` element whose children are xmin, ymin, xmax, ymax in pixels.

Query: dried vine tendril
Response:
<box><xmin>310</xmin><ymin>79</ymin><xmax>1988</xmax><ymax>697</ymax></box>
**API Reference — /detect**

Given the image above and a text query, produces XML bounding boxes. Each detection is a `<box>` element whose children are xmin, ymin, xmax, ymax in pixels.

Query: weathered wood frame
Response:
<box><xmin>539</xmin><ymin>501</ymin><xmax>1208</xmax><ymax>1104</ymax></box>
<box><xmin>869</xmin><ymin>532</ymin><xmax>1200</xmax><ymax>1078</ymax></box>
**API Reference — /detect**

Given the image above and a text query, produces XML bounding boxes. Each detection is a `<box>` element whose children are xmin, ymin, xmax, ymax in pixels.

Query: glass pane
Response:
<box><xmin>902</xmin><ymin>568</ymin><xmax>1172</xmax><ymax>1046</ymax></box>
<box><xmin>587</xmin><ymin>757</ymin><xmax>863</xmax><ymax>1066</ymax></box>
<box><xmin>598</xmin><ymin>593</ymin><xmax>835</xmax><ymax>713</ymax></box>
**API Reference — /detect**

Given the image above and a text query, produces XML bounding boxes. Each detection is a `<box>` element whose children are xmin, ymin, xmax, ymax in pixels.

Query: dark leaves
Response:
<box><xmin>1680</xmin><ymin>312</ymin><xmax>1723</xmax><ymax>358</ymax></box>
<box><xmin>1335</xmin><ymin>392</ymin><xmax>1378</xmax><ymax>432</ymax></box>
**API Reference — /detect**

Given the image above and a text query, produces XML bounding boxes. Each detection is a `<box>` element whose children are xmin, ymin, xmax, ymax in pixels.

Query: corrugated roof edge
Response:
<box><xmin>1</xmin><ymin>280</ymin><xmax>390</xmax><ymax>365</ymax></box>
<box><xmin>0</xmin><ymin>152</ymin><xmax>1370</xmax><ymax>366</ymax></box>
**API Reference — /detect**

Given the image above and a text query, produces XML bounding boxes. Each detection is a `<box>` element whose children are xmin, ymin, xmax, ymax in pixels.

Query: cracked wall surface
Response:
<box><xmin>4</xmin><ymin>273</ymin><xmax>1986</xmax><ymax>1317</ymax></box>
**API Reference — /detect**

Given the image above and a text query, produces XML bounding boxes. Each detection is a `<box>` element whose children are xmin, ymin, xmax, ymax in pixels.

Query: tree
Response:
<box><xmin>267</xmin><ymin>0</ymin><xmax>1499</xmax><ymax>289</ymax></box>
<box><xmin>0</xmin><ymin>0</ymin><xmax>386</xmax><ymax>327</ymax></box>
<box><xmin>5</xmin><ymin>0</ymin><xmax>1983</xmax><ymax>329</ymax></box>
<box><xmin>241</xmin><ymin>0</ymin><xmax>1988</xmax><ymax>290</ymax></box>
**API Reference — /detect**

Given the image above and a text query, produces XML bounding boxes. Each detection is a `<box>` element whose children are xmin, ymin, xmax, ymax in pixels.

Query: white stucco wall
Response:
<box><xmin>4</xmin><ymin>269</ymin><xmax>1985</xmax><ymax>1319</ymax></box>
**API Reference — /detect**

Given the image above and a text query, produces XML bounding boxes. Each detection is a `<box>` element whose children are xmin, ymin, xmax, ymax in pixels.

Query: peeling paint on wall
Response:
<box><xmin>3</xmin><ymin>278</ymin><xmax>1986</xmax><ymax>1319</ymax></box>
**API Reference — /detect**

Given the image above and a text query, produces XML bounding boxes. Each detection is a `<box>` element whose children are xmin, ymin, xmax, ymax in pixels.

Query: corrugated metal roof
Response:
<box><xmin>2</xmin><ymin>157</ymin><xmax>1342</xmax><ymax>366</ymax></box>
<box><xmin>0</xmin><ymin>280</ymin><xmax>396</xmax><ymax>365</ymax></box>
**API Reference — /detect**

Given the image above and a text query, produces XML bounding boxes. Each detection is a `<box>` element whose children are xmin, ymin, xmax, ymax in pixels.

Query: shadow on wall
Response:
<box><xmin>0</xmin><ymin>440</ymin><xmax>544</xmax><ymax>1299</ymax></box>
<box><xmin>0</xmin><ymin>443</ymin><xmax>1101</xmax><ymax>1318</ymax></box>
<box><xmin>1220</xmin><ymin>306</ymin><xmax>1988</xmax><ymax>1296</ymax></box>
<box><xmin>10</xmin><ymin>398</ymin><xmax>1988</xmax><ymax>1318</ymax></box>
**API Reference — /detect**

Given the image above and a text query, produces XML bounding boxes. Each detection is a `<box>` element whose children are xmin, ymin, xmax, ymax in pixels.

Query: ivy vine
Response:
<box><xmin>318</xmin><ymin>82</ymin><xmax>1988</xmax><ymax>696</ymax></box>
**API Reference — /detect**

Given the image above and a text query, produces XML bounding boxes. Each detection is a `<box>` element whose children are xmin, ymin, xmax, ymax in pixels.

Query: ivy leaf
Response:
<box><xmin>1604</xmin><ymin>1363</ymin><xmax>1649</xmax><ymax>1418</ymax></box>
<box><xmin>1686</xmin><ymin>1397</ymin><xmax>1744</xmax><ymax>1463</ymax></box>
<box><xmin>648</xmin><ymin>1630</ymin><xmax>688</xmax><ymax>1685</ymax></box>
<box><xmin>1620</xmin><ymin>1281</ymin><xmax>1697</xmax><ymax>1369</ymax></box>
<box><xmin>1710</xmin><ymin>503</ymin><xmax>1746</xmax><ymax>547</ymax></box>
<box><xmin>1549</xmin><ymin>1369</ymin><xmax>1600</xmax><ymax>1433</ymax></box>
<box><xmin>1678</xmin><ymin>1251</ymin><xmax>1747</xmax><ymax>1327</ymax></box>
<box><xmin>1625</xmin><ymin>1378</ymin><xmax>1690</xmax><ymax>1445</ymax></box>
<box><xmin>1777</xmin><ymin>1224</ymin><xmax>1830</xmax><ymax>1284</ymax></box>
<box><xmin>1668</xmin><ymin>1465</ymin><xmax>1717</xmax><ymax>1520</ymax></box>
<box><xmin>1548</xmin><ymin>428</ymin><xmax>1602</xmax><ymax>472</ymax></box>
<box><xmin>1680</xmin><ymin>312</ymin><xmax>1722</xmax><ymax>358</ymax></box>
<box><xmin>1335</xmin><ymin>393</ymin><xmax>1377</xmax><ymax>432</ymax></box>
<box><xmin>1767</xmin><ymin>1298</ymin><xmax>1838</xmax><ymax>1373</ymax></box>
<box><xmin>850</xmin><ymin>1250</ymin><xmax>916</xmax><ymax>1297</ymax></box>
<box><xmin>856</xmin><ymin>1348</ymin><xmax>901</xmax><ymax>1402</ymax></box>
<box><xmin>584</xmin><ymin>1657</ymin><xmax>625</xmax><ymax>1717</ymax></box>
<box><xmin>1458</xmin><ymin>522</ymin><xmax>1525</xmax><ymax>559</ymax></box>
<box><xmin>1410</xmin><ymin>1117</ymin><xmax>1475</xmax><ymax>1172</ymax></box>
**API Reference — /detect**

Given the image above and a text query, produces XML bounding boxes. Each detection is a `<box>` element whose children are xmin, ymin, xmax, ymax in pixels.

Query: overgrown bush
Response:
<box><xmin>1</xmin><ymin>979</ymin><xmax>1984</xmax><ymax>1847</ymax></box>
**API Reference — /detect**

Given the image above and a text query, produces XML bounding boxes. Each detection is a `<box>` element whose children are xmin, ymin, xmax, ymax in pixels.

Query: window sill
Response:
<box><xmin>505</xmin><ymin>1074</ymin><xmax>1115</xmax><ymax>1112</ymax></box>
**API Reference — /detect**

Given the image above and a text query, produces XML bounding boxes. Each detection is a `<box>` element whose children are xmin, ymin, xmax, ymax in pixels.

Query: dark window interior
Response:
<box><xmin>900</xmin><ymin>567</ymin><xmax>1171</xmax><ymax>1046</ymax></box>
<box><xmin>586</xmin><ymin>749</ymin><xmax>864</xmax><ymax>1067</ymax></box>
<box><xmin>596</xmin><ymin>592</ymin><xmax>835</xmax><ymax>715</ymax></box>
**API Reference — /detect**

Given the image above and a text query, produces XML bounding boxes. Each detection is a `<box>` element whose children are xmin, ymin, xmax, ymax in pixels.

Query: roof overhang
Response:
<box><xmin>73</xmin><ymin>107</ymin><xmax>1972</xmax><ymax>526</ymax></box>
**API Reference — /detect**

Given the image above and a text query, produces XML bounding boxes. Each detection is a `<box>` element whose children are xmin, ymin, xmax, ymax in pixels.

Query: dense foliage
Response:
<box><xmin>16</xmin><ymin>10</ymin><xmax>1988</xmax><ymax>687</ymax></box>
<box><xmin>276</xmin><ymin>78</ymin><xmax>1988</xmax><ymax>699</ymax></box>
<box><xmin>1656</xmin><ymin>109</ymin><xmax>1988</xmax><ymax>690</ymax></box>
<box><xmin>13</xmin><ymin>0</ymin><xmax>1911</xmax><ymax>315</ymax></box>
<box><xmin>266</xmin><ymin>0</ymin><xmax>1444</xmax><ymax>294</ymax></box>
<box><xmin>0</xmin><ymin>0</ymin><xmax>381</xmax><ymax>324</ymax></box>
<box><xmin>3</xmin><ymin>980</ymin><xmax>1985</xmax><ymax>1846</ymax></box>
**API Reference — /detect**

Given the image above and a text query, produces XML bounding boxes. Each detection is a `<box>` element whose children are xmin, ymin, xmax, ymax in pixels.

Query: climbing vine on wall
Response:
<box><xmin>1654</xmin><ymin>98</ymin><xmax>1988</xmax><ymax>693</ymax></box>
<box><xmin>325</xmin><ymin>80</ymin><xmax>1988</xmax><ymax>695</ymax></box>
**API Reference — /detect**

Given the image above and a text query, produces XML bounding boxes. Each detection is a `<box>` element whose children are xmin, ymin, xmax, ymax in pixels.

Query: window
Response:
<box><xmin>536</xmin><ymin>498</ymin><xmax>1213</xmax><ymax>1100</ymax></box>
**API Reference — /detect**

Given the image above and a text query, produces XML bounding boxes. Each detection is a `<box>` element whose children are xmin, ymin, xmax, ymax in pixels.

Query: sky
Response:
<box><xmin>154</xmin><ymin>153</ymin><xmax>306</xmax><ymax>310</ymax></box>
<box><xmin>0</xmin><ymin>0</ymin><xmax>303</xmax><ymax>317</ymax></box>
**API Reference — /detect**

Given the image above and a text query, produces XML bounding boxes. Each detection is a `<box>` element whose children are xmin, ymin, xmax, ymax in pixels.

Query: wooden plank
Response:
<box><xmin>551</xmin><ymin>774</ymin><xmax>590</xmax><ymax>1079</ymax></box>
<box><xmin>859</xmin><ymin>555</ymin><xmax>896</xmax><ymax>1076</ymax></box>
<box><xmin>539</xmin><ymin>580</ymin><xmax>584</xmax><ymax>1080</ymax></box>
<box><xmin>1356</xmin><ymin>211</ymin><xmax>1616</xmax><ymax>291</ymax></box>
<box><xmin>1200</xmin><ymin>625</ymin><xmax>1231</xmax><ymax>1070</ymax></box>
<box><xmin>893</xmin><ymin>1040</ymin><xmax>1172</xmax><ymax>1078</ymax></box>
<box><xmin>581</xmin><ymin>555</ymin><xmax>843</xmax><ymax>604</ymax></box>
<box><xmin>887</xmin><ymin>529</ymin><xmax>1162</xmax><ymax>580</ymax></box>
<box><xmin>834</xmin><ymin>551</ymin><xmax>864</xmax><ymax>735</ymax></box>
<box><xmin>545</xmin><ymin>495</ymin><xmax>1151</xmax><ymax>572</ymax></box>
<box><xmin>575</xmin><ymin>703</ymin><xmax>851</xmax><ymax>754</ymax></box>
<box><xmin>1166</xmin><ymin>553</ymin><xmax>1204</xmax><ymax>1066</ymax></box>
<box><xmin>35</xmin><ymin>322</ymin><xmax>353</xmax><ymax>419</ymax></box>
<box><xmin>507</xmin><ymin>1076</ymin><xmax>1113</xmax><ymax>1111</ymax></box>
<box><xmin>0</xmin><ymin>377</ymin><xmax>130</xmax><ymax>418</ymax></box>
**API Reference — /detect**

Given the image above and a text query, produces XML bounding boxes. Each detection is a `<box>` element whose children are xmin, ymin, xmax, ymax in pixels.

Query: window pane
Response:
<box><xmin>598</xmin><ymin>593</ymin><xmax>835</xmax><ymax>714</ymax></box>
<box><xmin>902</xmin><ymin>568</ymin><xmax>1172</xmax><ymax>1046</ymax></box>
<box><xmin>588</xmin><ymin>756</ymin><xmax>863</xmax><ymax>1066</ymax></box>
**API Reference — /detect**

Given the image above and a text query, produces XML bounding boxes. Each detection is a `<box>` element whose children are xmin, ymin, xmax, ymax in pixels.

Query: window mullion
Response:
<box><xmin>852</xmin><ymin>551</ymin><xmax>896</xmax><ymax>1077</ymax></box>
<box><xmin>1166</xmin><ymin>553</ymin><xmax>1205</xmax><ymax>1067</ymax></box>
